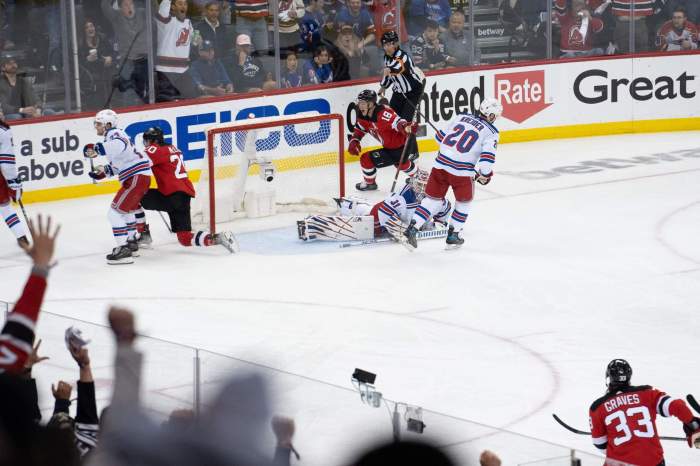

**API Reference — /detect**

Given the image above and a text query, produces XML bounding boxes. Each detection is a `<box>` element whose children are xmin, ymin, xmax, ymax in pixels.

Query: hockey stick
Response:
<box><xmin>104</xmin><ymin>29</ymin><xmax>143</xmax><ymax>108</ymax></box>
<box><xmin>157</xmin><ymin>210</ymin><xmax>173</xmax><ymax>233</ymax></box>
<box><xmin>402</xmin><ymin>96</ymin><xmax>442</xmax><ymax>135</ymax></box>
<box><xmin>17</xmin><ymin>199</ymin><xmax>30</xmax><ymax>229</ymax></box>
<box><xmin>687</xmin><ymin>394</ymin><xmax>700</xmax><ymax>414</ymax></box>
<box><xmin>552</xmin><ymin>414</ymin><xmax>686</xmax><ymax>441</ymax></box>
<box><xmin>389</xmin><ymin>79</ymin><xmax>426</xmax><ymax>194</ymax></box>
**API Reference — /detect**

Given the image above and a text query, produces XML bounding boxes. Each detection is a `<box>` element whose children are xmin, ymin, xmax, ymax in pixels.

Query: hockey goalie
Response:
<box><xmin>297</xmin><ymin>169</ymin><xmax>451</xmax><ymax>243</ymax></box>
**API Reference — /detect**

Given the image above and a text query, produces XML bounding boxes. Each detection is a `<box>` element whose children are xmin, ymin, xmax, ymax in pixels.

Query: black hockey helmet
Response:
<box><xmin>357</xmin><ymin>89</ymin><xmax>377</xmax><ymax>104</ymax></box>
<box><xmin>606</xmin><ymin>359</ymin><xmax>632</xmax><ymax>392</ymax></box>
<box><xmin>381</xmin><ymin>30</ymin><xmax>399</xmax><ymax>45</ymax></box>
<box><xmin>143</xmin><ymin>126</ymin><xmax>165</xmax><ymax>146</ymax></box>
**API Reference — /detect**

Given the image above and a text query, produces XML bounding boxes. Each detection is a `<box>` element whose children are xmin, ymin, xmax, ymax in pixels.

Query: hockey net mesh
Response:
<box><xmin>193</xmin><ymin>114</ymin><xmax>345</xmax><ymax>231</ymax></box>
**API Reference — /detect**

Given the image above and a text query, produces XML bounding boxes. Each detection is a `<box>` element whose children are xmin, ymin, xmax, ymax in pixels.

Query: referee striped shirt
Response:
<box><xmin>380</xmin><ymin>47</ymin><xmax>425</xmax><ymax>94</ymax></box>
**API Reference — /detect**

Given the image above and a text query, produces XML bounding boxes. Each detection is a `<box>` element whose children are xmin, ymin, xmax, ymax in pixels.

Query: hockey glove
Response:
<box><xmin>348</xmin><ymin>138</ymin><xmax>362</xmax><ymax>156</ymax></box>
<box><xmin>88</xmin><ymin>165</ymin><xmax>107</xmax><ymax>180</ymax></box>
<box><xmin>397</xmin><ymin>119</ymin><xmax>418</xmax><ymax>134</ymax></box>
<box><xmin>475</xmin><ymin>171</ymin><xmax>493</xmax><ymax>185</ymax></box>
<box><xmin>683</xmin><ymin>418</ymin><xmax>700</xmax><ymax>448</ymax></box>
<box><xmin>6</xmin><ymin>178</ymin><xmax>22</xmax><ymax>202</ymax></box>
<box><xmin>83</xmin><ymin>143</ymin><xmax>97</xmax><ymax>158</ymax></box>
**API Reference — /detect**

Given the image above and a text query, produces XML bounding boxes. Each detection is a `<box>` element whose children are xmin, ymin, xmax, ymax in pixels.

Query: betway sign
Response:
<box><xmin>494</xmin><ymin>70</ymin><xmax>552</xmax><ymax>123</ymax></box>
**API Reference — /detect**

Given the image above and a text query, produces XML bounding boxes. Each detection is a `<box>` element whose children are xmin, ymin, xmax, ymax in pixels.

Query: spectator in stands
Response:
<box><xmin>556</xmin><ymin>0</ymin><xmax>605</xmax><ymax>57</ymax></box>
<box><xmin>277</xmin><ymin>0</ymin><xmax>306</xmax><ymax>51</ymax></box>
<box><xmin>406</xmin><ymin>0</ymin><xmax>452</xmax><ymax>37</ymax></box>
<box><xmin>410</xmin><ymin>19</ymin><xmax>450</xmax><ymax>71</ymax></box>
<box><xmin>79</xmin><ymin>18</ymin><xmax>115</xmax><ymax>110</ymax></box>
<box><xmin>664</xmin><ymin>0</ymin><xmax>700</xmax><ymax>25</ymax></box>
<box><xmin>227</xmin><ymin>34</ymin><xmax>276</xmax><ymax>92</ymax></box>
<box><xmin>336</xmin><ymin>0</ymin><xmax>379</xmax><ymax>71</ymax></box>
<box><xmin>303</xmin><ymin>45</ymin><xmax>335</xmax><ymax>83</ymax></box>
<box><xmin>234</xmin><ymin>0</ymin><xmax>270</xmax><ymax>53</ymax></box>
<box><xmin>100</xmin><ymin>0</ymin><xmax>149</xmax><ymax>103</ymax></box>
<box><xmin>155</xmin><ymin>0</ymin><xmax>201</xmax><ymax>102</ymax></box>
<box><xmin>335</xmin><ymin>24</ymin><xmax>371</xmax><ymax>78</ymax></box>
<box><xmin>657</xmin><ymin>7</ymin><xmax>698</xmax><ymax>51</ymax></box>
<box><xmin>191</xmin><ymin>40</ymin><xmax>234</xmax><ymax>95</ymax></box>
<box><xmin>0</xmin><ymin>56</ymin><xmax>48</xmax><ymax>120</ymax></box>
<box><xmin>194</xmin><ymin>1</ymin><xmax>231</xmax><ymax>61</ymax></box>
<box><xmin>610</xmin><ymin>0</ymin><xmax>655</xmax><ymax>53</ymax></box>
<box><xmin>440</xmin><ymin>10</ymin><xmax>480</xmax><ymax>66</ymax></box>
<box><xmin>299</xmin><ymin>0</ymin><xmax>332</xmax><ymax>53</ymax></box>
<box><xmin>281</xmin><ymin>51</ymin><xmax>307</xmax><ymax>87</ymax></box>
<box><xmin>49</xmin><ymin>337</ymin><xmax>99</xmax><ymax>457</ymax></box>
<box><xmin>352</xmin><ymin>440</ymin><xmax>456</xmax><ymax>466</ymax></box>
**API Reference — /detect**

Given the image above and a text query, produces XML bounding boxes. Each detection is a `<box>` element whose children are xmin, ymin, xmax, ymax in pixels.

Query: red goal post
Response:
<box><xmin>194</xmin><ymin>113</ymin><xmax>346</xmax><ymax>233</ymax></box>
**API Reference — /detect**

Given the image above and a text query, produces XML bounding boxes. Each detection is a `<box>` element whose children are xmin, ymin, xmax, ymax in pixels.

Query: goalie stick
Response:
<box><xmin>552</xmin><ymin>414</ymin><xmax>686</xmax><ymax>441</ymax></box>
<box><xmin>339</xmin><ymin>225</ymin><xmax>448</xmax><ymax>248</ymax></box>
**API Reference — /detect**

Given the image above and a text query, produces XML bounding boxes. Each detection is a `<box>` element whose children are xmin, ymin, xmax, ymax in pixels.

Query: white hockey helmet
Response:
<box><xmin>94</xmin><ymin>109</ymin><xmax>118</xmax><ymax>128</ymax></box>
<box><xmin>479</xmin><ymin>97</ymin><xmax>503</xmax><ymax>123</ymax></box>
<box><xmin>410</xmin><ymin>168</ymin><xmax>430</xmax><ymax>201</ymax></box>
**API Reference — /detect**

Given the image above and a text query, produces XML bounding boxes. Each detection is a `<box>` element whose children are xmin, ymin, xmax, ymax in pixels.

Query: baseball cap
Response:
<box><xmin>236</xmin><ymin>34</ymin><xmax>252</xmax><ymax>46</ymax></box>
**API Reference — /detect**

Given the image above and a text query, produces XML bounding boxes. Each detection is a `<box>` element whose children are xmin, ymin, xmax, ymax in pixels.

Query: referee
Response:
<box><xmin>378</xmin><ymin>31</ymin><xmax>426</xmax><ymax>122</ymax></box>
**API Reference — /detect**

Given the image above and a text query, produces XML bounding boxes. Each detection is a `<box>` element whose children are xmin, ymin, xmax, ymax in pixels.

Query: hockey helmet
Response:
<box><xmin>381</xmin><ymin>30</ymin><xmax>399</xmax><ymax>45</ymax></box>
<box><xmin>357</xmin><ymin>89</ymin><xmax>377</xmax><ymax>104</ymax></box>
<box><xmin>478</xmin><ymin>97</ymin><xmax>503</xmax><ymax>123</ymax></box>
<box><xmin>409</xmin><ymin>168</ymin><xmax>430</xmax><ymax>201</ymax></box>
<box><xmin>143</xmin><ymin>126</ymin><xmax>166</xmax><ymax>146</ymax></box>
<box><xmin>606</xmin><ymin>359</ymin><xmax>632</xmax><ymax>392</ymax></box>
<box><xmin>94</xmin><ymin>109</ymin><xmax>118</xmax><ymax>128</ymax></box>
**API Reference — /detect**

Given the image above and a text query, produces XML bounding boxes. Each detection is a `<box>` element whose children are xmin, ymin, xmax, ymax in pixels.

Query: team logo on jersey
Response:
<box><xmin>494</xmin><ymin>70</ymin><xmax>552</xmax><ymax>123</ymax></box>
<box><xmin>176</xmin><ymin>28</ymin><xmax>191</xmax><ymax>47</ymax></box>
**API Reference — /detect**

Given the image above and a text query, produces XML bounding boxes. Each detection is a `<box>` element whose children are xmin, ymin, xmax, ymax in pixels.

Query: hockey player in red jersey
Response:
<box><xmin>349</xmin><ymin>89</ymin><xmax>419</xmax><ymax>191</ymax></box>
<box><xmin>589</xmin><ymin>359</ymin><xmax>700</xmax><ymax>466</ymax></box>
<box><xmin>138</xmin><ymin>127</ymin><xmax>238</xmax><ymax>252</ymax></box>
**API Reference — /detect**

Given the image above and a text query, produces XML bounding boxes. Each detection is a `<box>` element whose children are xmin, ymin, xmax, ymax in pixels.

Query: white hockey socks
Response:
<box><xmin>125</xmin><ymin>212</ymin><xmax>137</xmax><ymax>240</ymax></box>
<box><xmin>134</xmin><ymin>208</ymin><xmax>146</xmax><ymax>233</ymax></box>
<box><xmin>449</xmin><ymin>201</ymin><xmax>472</xmax><ymax>232</ymax></box>
<box><xmin>412</xmin><ymin>196</ymin><xmax>444</xmax><ymax>229</ymax></box>
<box><xmin>0</xmin><ymin>202</ymin><xmax>27</xmax><ymax>239</ymax></box>
<box><xmin>108</xmin><ymin>208</ymin><xmax>129</xmax><ymax>246</ymax></box>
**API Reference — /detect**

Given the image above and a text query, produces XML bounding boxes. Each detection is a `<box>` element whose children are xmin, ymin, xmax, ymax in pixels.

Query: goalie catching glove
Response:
<box><xmin>475</xmin><ymin>171</ymin><xmax>492</xmax><ymax>185</ymax></box>
<box><xmin>6</xmin><ymin>178</ymin><xmax>22</xmax><ymax>202</ymax></box>
<box><xmin>348</xmin><ymin>138</ymin><xmax>362</xmax><ymax>156</ymax></box>
<box><xmin>683</xmin><ymin>418</ymin><xmax>700</xmax><ymax>448</ymax></box>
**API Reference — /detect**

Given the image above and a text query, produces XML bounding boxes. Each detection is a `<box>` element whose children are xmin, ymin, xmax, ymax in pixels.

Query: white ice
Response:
<box><xmin>1</xmin><ymin>131</ymin><xmax>699</xmax><ymax>465</ymax></box>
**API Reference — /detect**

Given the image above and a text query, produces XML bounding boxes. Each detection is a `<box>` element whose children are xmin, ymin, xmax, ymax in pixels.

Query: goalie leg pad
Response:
<box><xmin>299</xmin><ymin>215</ymin><xmax>375</xmax><ymax>241</ymax></box>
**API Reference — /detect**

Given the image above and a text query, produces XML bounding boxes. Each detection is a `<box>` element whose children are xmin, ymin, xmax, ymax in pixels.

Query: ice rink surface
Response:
<box><xmin>1</xmin><ymin>131</ymin><xmax>699</xmax><ymax>465</ymax></box>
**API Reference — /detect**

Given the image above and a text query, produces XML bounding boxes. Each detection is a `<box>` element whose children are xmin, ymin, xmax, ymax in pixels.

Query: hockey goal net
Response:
<box><xmin>194</xmin><ymin>113</ymin><xmax>346</xmax><ymax>233</ymax></box>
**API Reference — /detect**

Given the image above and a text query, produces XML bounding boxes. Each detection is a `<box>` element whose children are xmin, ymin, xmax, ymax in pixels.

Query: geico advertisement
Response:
<box><xmin>11</xmin><ymin>54</ymin><xmax>699</xmax><ymax>193</ymax></box>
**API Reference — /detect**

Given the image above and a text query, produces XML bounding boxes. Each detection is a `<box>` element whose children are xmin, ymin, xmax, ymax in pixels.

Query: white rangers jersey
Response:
<box><xmin>155</xmin><ymin>0</ymin><xmax>193</xmax><ymax>73</ymax></box>
<box><xmin>433</xmin><ymin>113</ymin><xmax>499</xmax><ymax>177</ymax></box>
<box><xmin>0</xmin><ymin>124</ymin><xmax>18</xmax><ymax>181</ymax></box>
<box><xmin>100</xmin><ymin>128</ymin><xmax>152</xmax><ymax>183</ymax></box>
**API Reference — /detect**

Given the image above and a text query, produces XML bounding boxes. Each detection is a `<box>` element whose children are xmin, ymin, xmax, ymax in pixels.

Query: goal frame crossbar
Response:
<box><xmin>204</xmin><ymin>113</ymin><xmax>345</xmax><ymax>233</ymax></box>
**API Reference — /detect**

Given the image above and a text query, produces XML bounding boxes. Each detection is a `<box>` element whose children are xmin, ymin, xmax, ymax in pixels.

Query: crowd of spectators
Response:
<box><xmin>0</xmin><ymin>0</ymin><xmax>697</xmax><ymax>114</ymax></box>
<box><xmin>0</xmin><ymin>213</ymin><xmax>507</xmax><ymax>466</ymax></box>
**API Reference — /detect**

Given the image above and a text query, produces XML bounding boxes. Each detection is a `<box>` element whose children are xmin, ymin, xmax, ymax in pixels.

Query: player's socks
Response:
<box><xmin>1</xmin><ymin>203</ymin><xmax>27</xmax><ymax>240</ymax></box>
<box><xmin>176</xmin><ymin>230</ymin><xmax>215</xmax><ymax>247</ymax></box>
<box><xmin>108</xmin><ymin>208</ymin><xmax>129</xmax><ymax>246</ymax></box>
<box><xmin>135</xmin><ymin>208</ymin><xmax>146</xmax><ymax>233</ymax></box>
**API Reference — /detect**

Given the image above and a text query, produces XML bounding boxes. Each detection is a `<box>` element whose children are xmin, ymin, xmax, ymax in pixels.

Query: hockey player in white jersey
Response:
<box><xmin>83</xmin><ymin>109</ymin><xmax>152</xmax><ymax>264</ymax></box>
<box><xmin>404</xmin><ymin>97</ymin><xmax>502</xmax><ymax>249</ymax></box>
<box><xmin>298</xmin><ymin>170</ymin><xmax>451</xmax><ymax>242</ymax></box>
<box><xmin>0</xmin><ymin>116</ymin><xmax>28</xmax><ymax>247</ymax></box>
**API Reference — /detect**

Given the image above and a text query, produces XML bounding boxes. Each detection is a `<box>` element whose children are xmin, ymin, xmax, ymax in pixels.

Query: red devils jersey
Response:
<box><xmin>144</xmin><ymin>143</ymin><xmax>195</xmax><ymax>197</ymax></box>
<box><xmin>353</xmin><ymin>105</ymin><xmax>408</xmax><ymax>150</ymax></box>
<box><xmin>589</xmin><ymin>385</ymin><xmax>694</xmax><ymax>466</ymax></box>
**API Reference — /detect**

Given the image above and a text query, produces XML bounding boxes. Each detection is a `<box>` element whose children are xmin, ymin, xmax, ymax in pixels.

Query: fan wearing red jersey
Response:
<box><xmin>349</xmin><ymin>89</ymin><xmax>419</xmax><ymax>191</ymax></box>
<box><xmin>137</xmin><ymin>127</ymin><xmax>238</xmax><ymax>253</ymax></box>
<box><xmin>589</xmin><ymin>359</ymin><xmax>700</xmax><ymax>466</ymax></box>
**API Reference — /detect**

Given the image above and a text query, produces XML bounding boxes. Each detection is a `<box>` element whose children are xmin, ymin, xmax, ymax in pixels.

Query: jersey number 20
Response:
<box><xmin>604</xmin><ymin>406</ymin><xmax>655</xmax><ymax>446</ymax></box>
<box><xmin>442</xmin><ymin>124</ymin><xmax>478</xmax><ymax>153</ymax></box>
<box><xmin>170</xmin><ymin>153</ymin><xmax>188</xmax><ymax>179</ymax></box>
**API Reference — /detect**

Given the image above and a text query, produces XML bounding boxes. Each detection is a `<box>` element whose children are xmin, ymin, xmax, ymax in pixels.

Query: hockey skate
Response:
<box><xmin>106</xmin><ymin>245</ymin><xmax>134</xmax><ymax>265</ymax></box>
<box><xmin>402</xmin><ymin>220</ymin><xmax>418</xmax><ymax>250</ymax></box>
<box><xmin>213</xmin><ymin>231</ymin><xmax>239</xmax><ymax>253</ymax></box>
<box><xmin>445</xmin><ymin>226</ymin><xmax>464</xmax><ymax>250</ymax></box>
<box><xmin>137</xmin><ymin>226</ymin><xmax>153</xmax><ymax>249</ymax></box>
<box><xmin>126</xmin><ymin>237</ymin><xmax>140</xmax><ymax>257</ymax></box>
<box><xmin>355</xmin><ymin>181</ymin><xmax>378</xmax><ymax>191</ymax></box>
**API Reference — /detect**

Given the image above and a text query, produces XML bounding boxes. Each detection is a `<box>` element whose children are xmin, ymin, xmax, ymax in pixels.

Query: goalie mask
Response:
<box><xmin>409</xmin><ymin>168</ymin><xmax>430</xmax><ymax>201</ymax></box>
